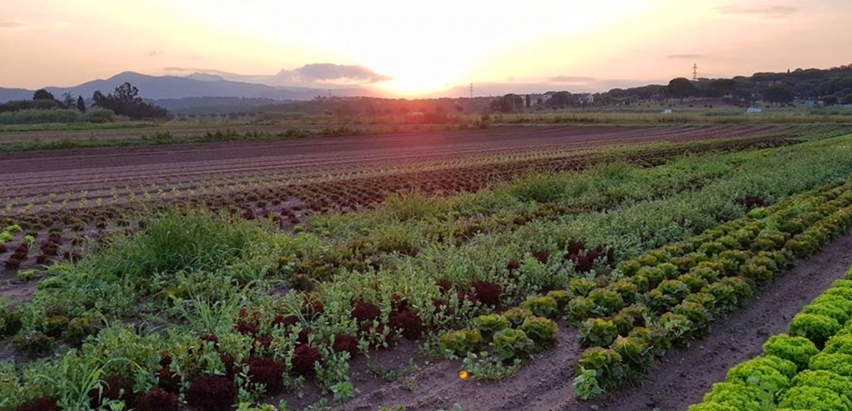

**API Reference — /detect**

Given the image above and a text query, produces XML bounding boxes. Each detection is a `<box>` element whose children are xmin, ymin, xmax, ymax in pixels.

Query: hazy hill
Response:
<box><xmin>0</xmin><ymin>71</ymin><xmax>380</xmax><ymax>103</ymax></box>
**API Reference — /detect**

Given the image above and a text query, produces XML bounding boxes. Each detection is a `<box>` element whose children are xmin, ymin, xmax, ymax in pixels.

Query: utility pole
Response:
<box><xmin>469</xmin><ymin>83</ymin><xmax>473</xmax><ymax>99</ymax></box>
<box><xmin>693</xmin><ymin>64</ymin><xmax>698</xmax><ymax>82</ymax></box>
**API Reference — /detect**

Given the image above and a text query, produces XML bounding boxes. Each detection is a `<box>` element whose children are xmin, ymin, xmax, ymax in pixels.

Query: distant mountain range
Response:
<box><xmin>0</xmin><ymin>71</ymin><xmax>382</xmax><ymax>104</ymax></box>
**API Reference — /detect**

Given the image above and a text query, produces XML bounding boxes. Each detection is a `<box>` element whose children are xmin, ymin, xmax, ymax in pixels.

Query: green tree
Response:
<box><xmin>33</xmin><ymin>89</ymin><xmax>55</xmax><ymax>101</ymax></box>
<box><xmin>823</xmin><ymin>95</ymin><xmax>839</xmax><ymax>106</ymax></box>
<box><xmin>666</xmin><ymin>78</ymin><xmax>697</xmax><ymax>101</ymax></box>
<box><xmin>61</xmin><ymin>92</ymin><xmax>75</xmax><ymax>109</ymax></box>
<box><xmin>76</xmin><ymin>96</ymin><xmax>87</xmax><ymax>113</ymax></box>
<box><xmin>92</xmin><ymin>82</ymin><xmax>169</xmax><ymax>120</ymax></box>
<box><xmin>545</xmin><ymin>91</ymin><xmax>572</xmax><ymax>107</ymax></box>
<box><xmin>709</xmin><ymin>79</ymin><xmax>736</xmax><ymax>97</ymax></box>
<box><xmin>763</xmin><ymin>86</ymin><xmax>796</xmax><ymax>104</ymax></box>
<box><xmin>844</xmin><ymin>94</ymin><xmax>852</xmax><ymax>105</ymax></box>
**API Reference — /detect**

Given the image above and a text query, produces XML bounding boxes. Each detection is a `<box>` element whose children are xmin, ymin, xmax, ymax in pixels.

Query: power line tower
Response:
<box><xmin>693</xmin><ymin>64</ymin><xmax>698</xmax><ymax>81</ymax></box>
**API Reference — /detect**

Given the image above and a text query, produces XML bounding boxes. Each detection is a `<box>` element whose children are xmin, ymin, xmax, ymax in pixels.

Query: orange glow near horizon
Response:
<box><xmin>1</xmin><ymin>0</ymin><xmax>851</xmax><ymax>96</ymax></box>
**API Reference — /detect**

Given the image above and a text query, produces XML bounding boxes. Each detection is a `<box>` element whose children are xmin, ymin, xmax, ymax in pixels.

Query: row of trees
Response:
<box><xmin>0</xmin><ymin>82</ymin><xmax>170</xmax><ymax>120</ymax></box>
<box><xmin>0</xmin><ymin>90</ymin><xmax>86</xmax><ymax>114</ymax></box>
<box><xmin>92</xmin><ymin>82</ymin><xmax>169</xmax><ymax>120</ymax></box>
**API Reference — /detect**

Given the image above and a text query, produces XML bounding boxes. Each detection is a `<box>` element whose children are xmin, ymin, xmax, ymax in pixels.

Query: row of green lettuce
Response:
<box><xmin>436</xmin><ymin>176</ymin><xmax>852</xmax><ymax>399</ymax></box>
<box><xmin>688</xmin><ymin>269</ymin><xmax>852</xmax><ymax>411</ymax></box>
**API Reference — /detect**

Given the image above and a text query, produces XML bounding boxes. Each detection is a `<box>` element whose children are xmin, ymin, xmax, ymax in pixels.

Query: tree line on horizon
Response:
<box><xmin>0</xmin><ymin>82</ymin><xmax>170</xmax><ymax>120</ymax></box>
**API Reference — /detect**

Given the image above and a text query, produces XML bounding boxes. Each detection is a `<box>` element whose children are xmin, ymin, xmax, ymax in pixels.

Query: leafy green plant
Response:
<box><xmin>490</xmin><ymin>329</ymin><xmax>534</xmax><ymax>361</ymax></box>
<box><xmin>724</xmin><ymin>357</ymin><xmax>791</xmax><ymax>394</ymax></box>
<box><xmin>472</xmin><ymin>314</ymin><xmax>509</xmax><ymax>340</ymax></box>
<box><xmin>789</xmin><ymin>313</ymin><xmax>841</xmax><ymax>347</ymax></box>
<box><xmin>791</xmin><ymin>370</ymin><xmax>852</xmax><ymax>398</ymax></box>
<box><xmin>439</xmin><ymin>329</ymin><xmax>483</xmax><ymax>358</ymax></box>
<box><xmin>762</xmin><ymin>334</ymin><xmax>820</xmax><ymax>371</ymax></box>
<box><xmin>519</xmin><ymin>296</ymin><xmax>558</xmax><ymax>318</ymax></box>
<box><xmin>519</xmin><ymin>316</ymin><xmax>558</xmax><ymax>348</ymax></box>
<box><xmin>777</xmin><ymin>385</ymin><xmax>852</xmax><ymax>411</ymax></box>
<box><xmin>574</xmin><ymin>347</ymin><xmax>625</xmax><ymax>391</ymax></box>
<box><xmin>700</xmin><ymin>382</ymin><xmax>773</xmax><ymax>411</ymax></box>
<box><xmin>578</xmin><ymin>318</ymin><xmax>618</xmax><ymax>348</ymax></box>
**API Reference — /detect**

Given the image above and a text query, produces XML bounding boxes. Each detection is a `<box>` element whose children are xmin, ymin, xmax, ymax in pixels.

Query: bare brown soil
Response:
<box><xmin>328</xmin><ymin>230</ymin><xmax>852</xmax><ymax>411</ymax></box>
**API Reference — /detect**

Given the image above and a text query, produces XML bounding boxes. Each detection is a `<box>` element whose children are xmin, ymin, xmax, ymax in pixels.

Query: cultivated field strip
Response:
<box><xmin>0</xmin><ymin>125</ymin><xmax>788</xmax><ymax>215</ymax></box>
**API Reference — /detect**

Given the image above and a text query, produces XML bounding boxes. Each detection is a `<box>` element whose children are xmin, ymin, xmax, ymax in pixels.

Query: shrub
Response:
<box><xmin>777</xmin><ymin>385</ymin><xmax>852</xmax><ymax>411</ymax></box>
<box><xmin>491</xmin><ymin>328</ymin><xmax>535</xmax><ymax>361</ymax></box>
<box><xmin>645</xmin><ymin>280</ymin><xmax>691</xmax><ymax>312</ymax></box>
<box><xmin>588</xmin><ymin>288</ymin><xmax>625</xmax><ymax>316</ymax></box>
<box><xmin>701</xmin><ymin>382</ymin><xmax>773</xmax><ymax>411</ymax></box>
<box><xmin>472</xmin><ymin>314</ymin><xmax>510</xmax><ymax>339</ymax></box>
<box><xmin>291</xmin><ymin>344</ymin><xmax>322</xmax><ymax>377</ymax></box>
<box><xmin>244</xmin><ymin>357</ymin><xmax>285</xmax><ymax>393</ymax></box>
<box><xmin>503</xmin><ymin>306</ymin><xmax>534</xmax><ymax>327</ymax></box>
<box><xmin>579</xmin><ymin>318</ymin><xmax>618</xmax><ymax>347</ymax></box>
<box><xmin>519</xmin><ymin>295</ymin><xmax>558</xmax><ymax>318</ymax></box>
<box><xmin>439</xmin><ymin>329</ymin><xmax>483</xmax><ymax>357</ymax></box>
<box><xmin>809</xmin><ymin>353</ymin><xmax>852</xmax><ymax>378</ymax></box>
<box><xmin>565</xmin><ymin>297</ymin><xmax>595</xmax><ymax>325</ymax></box>
<box><xmin>89</xmin><ymin>374</ymin><xmax>135</xmax><ymax>408</ymax></box>
<box><xmin>519</xmin><ymin>316</ymin><xmax>558</xmax><ymax>348</ymax></box>
<box><xmin>13</xmin><ymin>331</ymin><xmax>55</xmax><ymax>357</ymax></box>
<box><xmin>186</xmin><ymin>375</ymin><xmax>237</xmax><ymax>411</ymax></box>
<box><xmin>686</xmin><ymin>403</ymin><xmax>739</xmax><ymax>411</ymax></box>
<box><xmin>789</xmin><ymin>313</ymin><xmax>841</xmax><ymax>347</ymax></box>
<box><xmin>132</xmin><ymin>388</ymin><xmax>180</xmax><ymax>411</ymax></box>
<box><xmin>388</xmin><ymin>310</ymin><xmax>424</xmax><ymax>340</ymax></box>
<box><xmin>803</xmin><ymin>303</ymin><xmax>850</xmax><ymax>325</ymax></box>
<box><xmin>472</xmin><ymin>280</ymin><xmax>501</xmax><ymax>307</ymax></box>
<box><xmin>791</xmin><ymin>370</ymin><xmax>852</xmax><ymax>398</ymax></box>
<box><xmin>0</xmin><ymin>306</ymin><xmax>22</xmax><ymax>337</ymax></box>
<box><xmin>331</xmin><ymin>333</ymin><xmax>359</xmax><ymax>357</ymax></box>
<box><xmin>568</xmin><ymin>278</ymin><xmax>597</xmax><ymax>297</ymax></box>
<box><xmin>825</xmin><ymin>334</ymin><xmax>852</xmax><ymax>356</ymax></box>
<box><xmin>611</xmin><ymin>336</ymin><xmax>653</xmax><ymax>376</ymax></box>
<box><xmin>813</xmin><ymin>294</ymin><xmax>852</xmax><ymax>316</ymax></box>
<box><xmin>15</xmin><ymin>397</ymin><xmax>60</xmax><ymax>411</ymax></box>
<box><xmin>725</xmin><ymin>358</ymin><xmax>791</xmax><ymax>394</ymax></box>
<box><xmin>763</xmin><ymin>334</ymin><xmax>820</xmax><ymax>371</ymax></box>
<box><xmin>575</xmin><ymin>347</ymin><xmax>625</xmax><ymax>390</ymax></box>
<box><xmin>546</xmin><ymin>290</ymin><xmax>573</xmax><ymax>313</ymax></box>
<box><xmin>352</xmin><ymin>301</ymin><xmax>382</xmax><ymax>323</ymax></box>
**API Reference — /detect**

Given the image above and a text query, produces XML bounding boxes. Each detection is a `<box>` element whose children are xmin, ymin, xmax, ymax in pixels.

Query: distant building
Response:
<box><xmin>579</xmin><ymin>94</ymin><xmax>594</xmax><ymax>105</ymax></box>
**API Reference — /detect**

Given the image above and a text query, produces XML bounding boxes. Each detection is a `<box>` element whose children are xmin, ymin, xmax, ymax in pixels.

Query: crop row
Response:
<box><xmin>434</xmin><ymin>176</ymin><xmax>852</xmax><ymax>399</ymax></box>
<box><xmin>0</xmin><ymin>133</ymin><xmax>803</xmax><ymax>225</ymax></box>
<box><xmin>688</xmin><ymin>269</ymin><xmax>852</xmax><ymax>411</ymax></box>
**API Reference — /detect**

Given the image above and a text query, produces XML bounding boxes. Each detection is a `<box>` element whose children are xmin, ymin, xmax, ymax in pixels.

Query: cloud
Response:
<box><xmin>715</xmin><ymin>5</ymin><xmax>798</xmax><ymax>18</ymax></box>
<box><xmin>145</xmin><ymin>50</ymin><xmax>163</xmax><ymax>58</ymax></box>
<box><xmin>667</xmin><ymin>54</ymin><xmax>703</xmax><ymax>60</ymax></box>
<box><xmin>285</xmin><ymin>63</ymin><xmax>390</xmax><ymax>84</ymax></box>
<box><xmin>548</xmin><ymin>75</ymin><xmax>597</xmax><ymax>84</ymax></box>
<box><xmin>164</xmin><ymin>63</ymin><xmax>391</xmax><ymax>87</ymax></box>
<box><xmin>0</xmin><ymin>21</ymin><xmax>25</xmax><ymax>29</ymax></box>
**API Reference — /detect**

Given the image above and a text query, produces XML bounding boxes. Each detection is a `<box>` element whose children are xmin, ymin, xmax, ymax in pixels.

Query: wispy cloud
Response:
<box><xmin>164</xmin><ymin>63</ymin><xmax>391</xmax><ymax>87</ymax></box>
<box><xmin>549</xmin><ymin>75</ymin><xmax>596</xmax><ymax>84</ymax></box>
<box><xmin>667</xmin><ymin>54</ymin><xmax>703</xmax><ymax>60</ymax></box>
<box><xmin>716</xmin><ymin>5</ymin><xmax>798</xmax><ymax>18</ymax></box>
<box><xmin>0</xmin><ymin>21</ymin><xmax>25</xmax><ymax>29</ymax></box>
<box><xmin>145</xmin><ymin>50</ymin><xmax>163</xmax><ymax>58</ymax></box>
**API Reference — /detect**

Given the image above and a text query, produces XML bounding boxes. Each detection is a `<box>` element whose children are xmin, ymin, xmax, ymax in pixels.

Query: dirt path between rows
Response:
<box><xmin>334</xmin><ymin>230</ymin><xmax>852</xmax><ymax>411</ymax></box>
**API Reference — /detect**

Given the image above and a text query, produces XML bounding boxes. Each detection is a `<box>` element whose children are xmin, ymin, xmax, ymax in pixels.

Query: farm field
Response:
<box><xmin>3</xmin><ymin>124</ymin><xmax>852</xmax><ymax>411</ymax></box>
<box><xmin>0</xmin><ymin>124</ymin><xmax>818</xmax><ymax>276</ymax></box>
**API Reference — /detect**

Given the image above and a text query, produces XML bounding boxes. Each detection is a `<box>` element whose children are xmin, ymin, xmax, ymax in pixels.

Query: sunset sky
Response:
<box><xmin>1</xmin><ymin>0</ymin><xmax>850</xmax><ymax>96</ymax></box>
